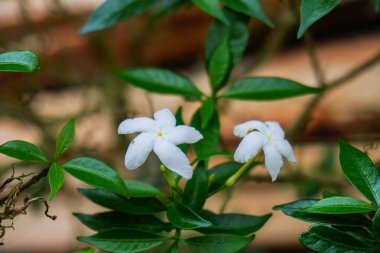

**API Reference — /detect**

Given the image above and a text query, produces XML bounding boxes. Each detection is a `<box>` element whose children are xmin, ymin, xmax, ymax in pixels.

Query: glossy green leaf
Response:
<box><xmin>0</xmin><ymin>50</ymin><xmax>39</xmax><ymax>72</ymax></box>
<box><xmin>63</xmin><ymin>157</ymin><xmax>127</xmax><ymax>196</ymax></box>
<box><xmin>374</xmin><ymin>209</ymin><xmax>380</xmax><ymax>242</ymax></box>
<box><xmin>78</xmin><ymin>228</ymin><xmax>170</xmax><ymax>253</ymax></box>
<box><xmin>183</xmin><ymin>162</ymin><xmax>208</xmax><ymax>212</ymax></box>
<box><xmin>153</xmin><ymin>0</ymin><xmax>186</xmax><ymax>18</ymax></box>
<box><xmin>183</xmin><ymin>234</ymin><xmax>254</xmax><ymax>253</ymax></box>
<box><xmin>371</xmin><ymin>0</ymin><xmax>380</xmax><ymax>13</ymax></box>
<box><xmin>0</xmin><ymin>140</ymin><xmax>49</xmax><ymax>163</ymax></box>
<box><xmin>208</xmin><ymin>37</ymin><xmax>231</xmax><ymax>91</ymax></box>
<box><xmin>198</xmin><ymin>211</ymin><xmax>271</xmax><ymax>235</ymax></box>
<box><xmin>221</xmin><ymin>77</ymin><xmax>322</xmax><ymax>100</ymax></box>
<box><xmin>125</xmin><ymin>180</ymin><xmax>164</xmax><ymax>198</ymax></box>
<box><xmin>297</xmin><ymin>0</ymin><xmax>341</xmax><ymax>38</ymax></box>
<box><xmin>74</xmin><ymin>211</ymin><xmax>171</xmax><ymax>232</ymax></box>
<box><xmin>55</xmin><ymin>118</ymin><xmax>75</xmax><ymax>160</ymax></box>
<box><xmin>333</xmin><ymin>226</ymin><xmax>376</xmax><ymax>246</ymax></box>
<box><xmin>115</xmin><ymin>68</ymin><xmax>203</xmax><ymax>97</ymax></box>
<box><xmin>200</xmin><ymin>98</ymin><xmax>215</xmax><ymax>128</ymax></box>
<box><xmin>339</xmin><ymin>140</ymin><xmax>380</xmax><ymax>206</ymax></box>
<box><xmin>302</xmin><ymin>196</ymin><xmax>376</xmax><ymax>214</ymax></box>
<box><xmin>80</xmin><ymin>0</ymin><xmax>159</xmax><ymax>34</ymax></box>
<box><xmin>192</xmin><ymin>0</ymin><xmax>230</xmax><ymax>25</ymax></box>
<box><xmin>78</xmin><ymin>188</ymin><xmax>166</xmax><ymax>214</ymax></box>
<box><xmin>48</xmin><ymin>163</ymin><xmax>65</xmax><ymax>201</ymax></box>
<box><xmin>167</xmin><ymin>204</ymin><xmax>212</xmax><ymax>229</ymax></box>
<box><xmin>222</xmin><ymin>0</ymin><xmax>273</xmax><ymax>27</ymax></box>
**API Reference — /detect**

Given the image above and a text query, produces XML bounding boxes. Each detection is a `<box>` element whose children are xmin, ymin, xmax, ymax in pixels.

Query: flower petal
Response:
<box><xmin>233</xmin><ymin>120</ymin><xmax>267</xmax><ymax>138</ymax></box>
<box><xmin>124</xmin><ymin>133</ymin><xmax>155</xmax><ymax>170</ymax></box>
<box><xmin>263</xmin><ymin>142</ymin><xmax>283</xmax><ymax>181</ymax></box>
<box><xmin>153</xmin><ymin>138</ymin><xmax>193</xmax><ymax>179</ymax></box>
<box><xmin>154</xmin><ymin>108</ymin><xmax>176</xmax><ymax>128</ymax></box>
<box><xmin>265</xmin><ymin>121</ymin><xmax>284</xmax><ymax>139</ymax></box>
<box><xmin>165</xmin><ymin>125</ymin><xmax>203</xmax><ymax>145</ymax></box>
<box><xmin>118</xmin><ymin>117</ymin><xmax>157</xmax><ymax>134</ymax></box>
<box><xmin>276</xmin><ymin>139</ymin><xmax>297</xmax><ymax>163</ymax></box>
<box><xmin>234</xmin><ymin>131</ymin><xmax>266</xmax><ymax>163</ymax></box>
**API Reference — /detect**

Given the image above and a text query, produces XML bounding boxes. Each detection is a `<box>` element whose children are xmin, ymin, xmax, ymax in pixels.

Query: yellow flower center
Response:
<box><xmin>157</xmin><ymin>131</ymin><xmax>164</xmax><ymax>137</ymax></box>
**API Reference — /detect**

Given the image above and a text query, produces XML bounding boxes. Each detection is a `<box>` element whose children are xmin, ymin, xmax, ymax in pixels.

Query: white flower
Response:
<box><xmin>233</xmin><ymin>120</ymin><xmax>296</xmax><ymax>181</ymax></box>
<box><xmin>118</xmin><ymin>108</ymin><xmax>203</xmax><ymax>179</ymax></box>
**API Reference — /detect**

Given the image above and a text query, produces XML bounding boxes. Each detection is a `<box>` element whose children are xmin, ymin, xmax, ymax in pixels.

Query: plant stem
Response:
<box><xmin>225</xmin><ymin>157</ymin><xmax>258</xmax><ymax>187</ymax></box>
<box><xmin>304</xmin><ymin>32</ymin><xmax>326</xmax><ymax>86</ymax></box>
<box><xmin>160</xmin><ymin>165</ymin><xmax>182</xmax><ymax>202</ymax></box>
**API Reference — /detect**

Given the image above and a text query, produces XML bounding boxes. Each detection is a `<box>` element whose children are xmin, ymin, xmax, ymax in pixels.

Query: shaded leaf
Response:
<box><xmin>207</xmin><ymin>37</ymin><xmax>231</xmax><ymax>91</ymax></box>
<box><xmin>167</xmin><ymin>204</ymin><xmax>212</xmax><ymax>229</ymax></box>
<box><xmin>48</xmin><ymin>163</ymin><xmax>65</xmax><ymax>201</ymax></box>
<box><xmin>192</xmin><ymin>0</ymin><xmax>230</xmax><ymax>25</ymax></box>
<box><xmin>153</xmin><ymin>0</ymin><xmax>186</xmax><ymax>18</ymax></box>
<box><xmin>183</xmin><ymin>161</ymin><xmax>208</xmax><ymax>212</ymax></box>
<box><xmin>371</xmin><ymin>0</ymin><xmax>380</xmax><ymax>13</ymax></box>
<box><xmin>374</xmin><ymin>209</ymin><xmax>380</xmax><ymax>242</ymax></box>
<box><xmin>125</xmin><ymin>180</ymin><xmax>164</xmax><ymax>198</ymax></box>
<box><xmin>0</xmin><ymin>140</ymin><xmax>48</xmax><ymax>163</ymax></box>
<box><xmin>0</xmin><ymin>50</ymin><xmax>39</xmax><ymax>72</ymax></box>
<box><xmin>200</xmin><ymin>98</ymin><xmax>215</xmax><ymax>129</ymax></box>
<box><xmin>55</xmin><ymin>118</ymin><xmax>75</xmax><ymax>160</ymax></box>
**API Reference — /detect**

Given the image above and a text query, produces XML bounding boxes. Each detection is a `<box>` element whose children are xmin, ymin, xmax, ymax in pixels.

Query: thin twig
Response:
<box><xmin>304</xmin><ymin>32</ymin><xmax>326</xmax><ymax>86</ymax></box>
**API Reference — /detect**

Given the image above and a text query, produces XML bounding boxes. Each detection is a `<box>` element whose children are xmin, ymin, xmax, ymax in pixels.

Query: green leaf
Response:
<box><xmin>80</xmin><ymin>0</ymin><xmax>159</xmax><ymax>34</ymax></box>
<box><xmin>200</xmin><ymin>98</ymin><xmax>215</xmax><ymax>128</ymax></box>
<box><xmin>192</xmin><ymin>0</ymin><xmax>230</xmax><ymax>25</ymax></box>
<box><xmin>182</xmin><ymin>234</ymin><xmax>254</xmax><ymax>253</ymax></box>
<box><xmin>77</xmin><ymin>228</ymin><xmax>170</xmax><ymax>253</ymax></box>
<box><xmin>78</xmin><ymin>188</ymin><xmax>166</xmax><ymax>214</ymax></box>
<box><xmin>74</xmin><ymin>211</ymin><xmax>171</xmax><ymax>232</ymax></box>
<box><xmin>72</xmin><ymin>247</ymin><xmax>95</xmax><ymax>253</ymax></box>
<box><xmin>167</xmin><ymin>204</ymin><xmax>212</xmax><ymax>229</ymax></box>
<box><xmin>339</xmin><ymin>140</ymin><xmax>380</xmax><ymax>206</ymax></box>
<box><xmin>221</xmin><ymin>77</ymin><xmax>323</xmax><ymax>100</ymax></box>
<box><xmin>222</xmin><ymin>0</ymin><xmax>273</xmax><ymax>27</ymax></box>
<box><xmin>125</xmin><ymin>180</ymin><xmax>164</xmax><ymax>198</ymax></box>
<box><xmin>302</xmin><ymin>196</ymin><xmax>376</xmax><ymax>214</ymax></box>
<box><xmin>55</xmin><ymin>118</ymin><xmax>75</xmax><ymax>160</ymax></box>
<box><xmin>0</xmin><ymin>50</ymin><xmax>39</xmax><ymax>72</ymax></box>
<box><xmin>153</xmin><ymin>0</ymin><xmax>186</xmax><ymax>18</ymax></box>
<box><xmin>0</xmin><ymin>140</ymin><xmax>49</xmax><ymax>163</ymax></box>
<box><xmin>207</xmin><ymin>37</ymin><xmax>231</xmax><ymax>91</ymax></box>
<box><xmin>374</xmin><ymin>209</ymin><xmax>380</xmax><ymax>242</ymax></box>
<box><xmin>48</xmin><ymin>163</ymin><xmax>65</xmax><ymax>201</ymax></box>
<box><xmin>371</xmin><ymin>0</ymin><xmax>380</xmax><ymax>13</ymax></box>
<box><xmin>297</xmin><ymin>0</ymin><xmax>341</xmax><ymax>38</ymax></box>
<box><xmin>115</xmin><ymin>68</ymin><xmax>203</xmax><ymax>97</ymax></box>
<box><xmin>165</xmin><ymin>242</ymin><xmax>179</xmax><ymax>253</ymax></box>
<box><xmin>183</xmin><ymin>162</ymin><xmax>208</xmax><ymax>212</ymax></box>
<box><xmin>63</xmin><ymin>157</ymin><xmax>127</xmax><ymax>196</ymax></box>
<box><xmin>191</xmin><ymin>151</ymin><xmax>232</xmax><ymax>164</ymax></box>
<box><xmin>198</xmin><ymin>211</ymin><xmax>271</xmax><ymax>235</ymax></box>
<box><xmin>299</xmin><ymin>225</ymin><xmax>376</xmax><ymax>253</ymax></box>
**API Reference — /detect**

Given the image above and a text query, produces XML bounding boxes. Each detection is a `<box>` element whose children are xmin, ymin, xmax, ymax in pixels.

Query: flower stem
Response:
<box><xmin>160</xmin><ymin>165</ymin><xmax>182</xmax><ymax>202</ymax></box>
<box><xmin>225</xmin><ymin>156</ymin><xmax>258</xmax><ymax>187</ymax></box>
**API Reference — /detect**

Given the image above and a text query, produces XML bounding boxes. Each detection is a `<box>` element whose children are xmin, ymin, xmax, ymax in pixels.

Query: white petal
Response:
<box><xmin>234</xmin><ymin>131</ymin><xmax>266</xmax><ymax>163</ymax></box>
<box><xmin>118</xmin><ymin>117</ymin><xmax>157</xmax><ymax>134</ymax></box>
<box><xmin>276</xmin><ymin>139</ymin><xmax>297</xmax><ymax>163</ymax></box>
<box><xmin>154</xmin><ymin>108</ymin><xmax>176</xmax><ymax>128</ymax></box>
<box><xmin>233</xmin><ymin>120</ymin><xmax>267</xmax><ymax>138</ymax></box>
<box><xmin>265</xmin><ymin>121</ymin><xmax>285</xmax><ymax>139</ymax></box>
<box><xmin>153</xmin><ymin>138</ymin><xmax>193</xmax><ymax>179</ymax></box>
<box><xmin>124</xmin><ymin>133</ymin><xmax>155</xmax><ymax>170</ymax></box>
<box><xmin>165</xmin><ymin>125</ymin><xmax>203</xmax><ymax>145</ymax></box>
<box><xmin>263</xmin><ymin>142</ymin><xmax>283</xmax><ymax>181</ymax></box>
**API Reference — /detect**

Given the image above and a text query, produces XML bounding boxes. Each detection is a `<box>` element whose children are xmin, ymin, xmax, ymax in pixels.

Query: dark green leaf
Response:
<box><xmin>192</xmin><ymin>0</ymin><xmax>230</xmax><ymax>25</ymax></box>
<box><xmin>198</xmin><ymin>210</ymin><xmax>271</xmax><ymax>235</ymax></box>
<box><xmin>297</xmin><ymin>0</ymin><xmax>341</xmax><ymax>38</ymax></box>
<box><xmin>77</xmin><ymin>228</ymin><xmax>170</xmax><ymax>253</ymax></box>
<box><xmin>167</xmin><ymin>204</ymin><xmax>212</xmax><ymax>229</ymax></box>
<box><xmin>153</xmin><ymin>0</ymin><xmax>186</xmax><ymax>18</ymax></box>
<box><xmin>374</xmin><ymin>209</ymin><xmax>380</xmax><ymax>242</ymax></box>
<box><xmin>222</xmin><ymin>0</ymin><xmax>273</xmax><ymax>27</ymax></box>
<box><xmin>182</xmin><ymin>234</ymin><xmax>254</xmax><ymax>253</ymax></box>
<box><xmin>339</xmin><ymin>140</ymin><xmax>380</xmax><ymax>206</ymax></box>
<box><xmin>74</xmin><ymin>211</ymin><xmax>171</xmax><ymax>232</ymax></box>
<box><xmin>183</xmin><ymin>162</ymin><xmax>208</xmax><ymax>212</ymax></box>
<box><xmin>0</xmin><ymin>50</ymin><xmax>39</xmax><ymax>72</ymax></box>
<box><xmin>333</xmin><ymin>226</ymin><xmax>376</xmax><ymax>246</ymax></box>
<box><xmin>0</xmin><ymin>140</ymin><xmax>49</xmax><ymax>163</ymax></box>
<box><xmin>55</xmin><ymin>118</ymin><xmax>75</xmax><ymax>160</ymax></box>
<box><xmin>63</xmin><ymin>157</ymin><xmax>127</xmax><ymax>196</ymax></box>
<box><xmin>207</xmin><ymin>37</ymin><xmax>231</xmax><ymax>91</ymax></box>
<box><xmin>48</xmin><ymin>163</ymin><xmax>65</xmax><ymax>201</ymax></box>
<box><xmin>115</xmin><ymin>68</ymin><xmax>203</xmax><ymax>97</ymax></box>
<box><xmin>200</xmin><ymin>98</ymin><xmax>215</xmax><ymax>128</ymax></box>
<box><xmin>80</xmin><ymin>0</ymin><xmax>159</xmax><ymax>34</ymax></box>
<box><xmin>78</xmin><ymin>188</ymin><xmax>166</xmax><ymax>214</ymax></box>
<box><xmin>371</xmin><ymin>0</ymin><xmax>380</xmax><ymax>13</ymax></box>
<box><xmin>191</xmin><ymin>151</ymin><xmax>232</xmax><ymax>164</ymax></box>
<box><xmin>125</xmin><ymin>180</ymin><xmax>164</xmax><ymax>198</ymax></box>
<box><xmin>165</xmin><ymin>242</ymin><xmax>179</xmax><ymax>253</ymax></box>
<box><xmin>221</xmin><ymin>77</ymin><xmax>322</xmax><ymax>100</ymax></box>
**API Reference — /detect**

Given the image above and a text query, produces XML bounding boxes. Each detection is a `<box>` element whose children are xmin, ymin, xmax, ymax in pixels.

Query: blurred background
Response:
<box><xmin>0</xmin><ymin>0</ymin><xmax>380</xmax><ymax>252</ymax></box>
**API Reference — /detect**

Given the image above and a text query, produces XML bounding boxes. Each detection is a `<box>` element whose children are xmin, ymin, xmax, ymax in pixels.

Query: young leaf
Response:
<box><xmin>182</xmin><ymin>234</ymin><xmax>254</xmax><ymax>253</ymax></box>
<box><xmin>78</xmin><ymin>188</ymin><xmax>166</xmax><ymax>214</ymax></box>
<box><xmin>125</xmin><ymin>180</ymin><xmax>164</xmax><ymax>198</ymax></box>
<box><xmin>80</xmin><ymin>0</ymin><xmax>159</xmax><ymax>34</ymax></box>
<box><xmin>200</xmin><ymin>98</ymin><xmax>215</xmax><ymax>128</ymax></box>
<box><xmin>192</xmin><ymin>0</ymin><xmax>230</xmax><ymax>26</ymax></box>
<box><xmin>0</xmin><ymin>50</ymin><xmax>39</xmax><ymax>72</ymax></box>
<box><xmin>183</xmin><ymin>161</ymin><xmax>208</xmax><ymax>212</ymax></box>
<box><xmin>297</xmin><ymin>0</ymin><xmax>341</xmax><ymax>38</ymax></box>
<box><xmin>221</xmin><ymin>77</ymin><xmax>323</xmax><ymax>100</ymax></box>
<box><xmin>48</xmin><ymin>163</ymin><xmax>65</xmax><ymax>201</ymax></box>
<box><xmin>167</xmin><ymin>204</ymin><xmax>212</xmax><ymax>229</ymax></box>
<box><xmin>222</xmin><ymin>0</ymin><xmax>273</xmax><ymax>27</ymax></box>
<box><xmin>115</xmin><ymin>68</ymin><xmax>203</xmax><ymax>97</ymax></box>
<box><xmin>72</xmin><ymin>248</ymin><xmax>95</xmax><ymax>253</ymax></box>
<box><xmin>77</xmin><ymin>228</ymin><xmax>170</xmax><ymax>253</ymax></box>
<box><xmin>207</xmin><ymin>37</ymin><xmax>231</xmax><ymax>91</ymax></box>
<box><xmin>0</xmin><ymin>140</ymin><xmax>49</xmax><ymax>163</ymax></box>
<box><xmin>339</xmin><ymin>140</ymin><xmax>380</xmax><ymax>206</ymax></box>
<box><xmin>55</xmin><ymin>118</ymin><xmax>75</xmax><ymax>160</ymax></box>
<box><xmin>374</xmin><ymin>209</ymin><xmax>380</xmax><ymax>242</ymax></box>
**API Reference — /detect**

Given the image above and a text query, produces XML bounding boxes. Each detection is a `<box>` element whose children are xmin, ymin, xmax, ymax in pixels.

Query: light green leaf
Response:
<box><xmin>192</xmin><ymin>0</ymin><xmax>230</xmax><ymax>25</ymax></box>
<box><xmin>221</xmin><ymin>77</ymin><xmax>322</xmax><ymax>100</ymax></box>
<box><xmin>183</xmin><ymin>162</ymin><xmax>208</xmax><ymax>212</ymax></box>
<box><xmin>0</xmin><ymin>140</ymin><xmax>49</xmax><ymax>163</ymax></box>
<box><xmin>55</xmin><ymin>118</ymin><xmax>75</xmax><ymax>160</ymax></box>
<box><xmin>0</xmin><ymin>50</ymin><xmax>39</xmax><ymax>72</ymax></box>
<box><xmin>48</xmin><ymin>163</ymin><xmax>65</xmax><ymax>201</ymax></box>
<box><xmin>125</xmin><ymin>180</ymin><xmax>164</xmax><ymax>198</ymax></box>
<box><xmin>167</xmin><ymin>204</ymin><xmax>212</xmax><ymax>229</ymax></box>
<box><xmin>207</xmin><ymin>37</ymin><xmax>231</xmax><ymax>91</ymax></box>
<box><xmin>297</xmin><ymin>0</ymin><xmax>341</xmax><ymax>38</ymax></box>
<box><xmin>72</xmin><ymin>247</ymin><xmax>95</xmax><ymax>253</ymax></box>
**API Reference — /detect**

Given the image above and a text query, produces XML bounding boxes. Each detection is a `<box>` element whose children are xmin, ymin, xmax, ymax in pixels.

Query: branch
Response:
<box><xmin>304</xmin><ymin>32</ymin><xmax>326</xmax><ymax>86</ymax></box>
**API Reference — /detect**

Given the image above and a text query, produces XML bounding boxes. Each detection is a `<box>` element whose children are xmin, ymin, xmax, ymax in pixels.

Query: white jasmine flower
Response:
<box><xmin>233</xmin><ymin>120</ymin><xmax>296</xmax><ymax>181</ymax></box>
<box><xmin>118</xmin><ymin>108</ymin><xmax>203</xmax><ymax>179</ymax></box>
